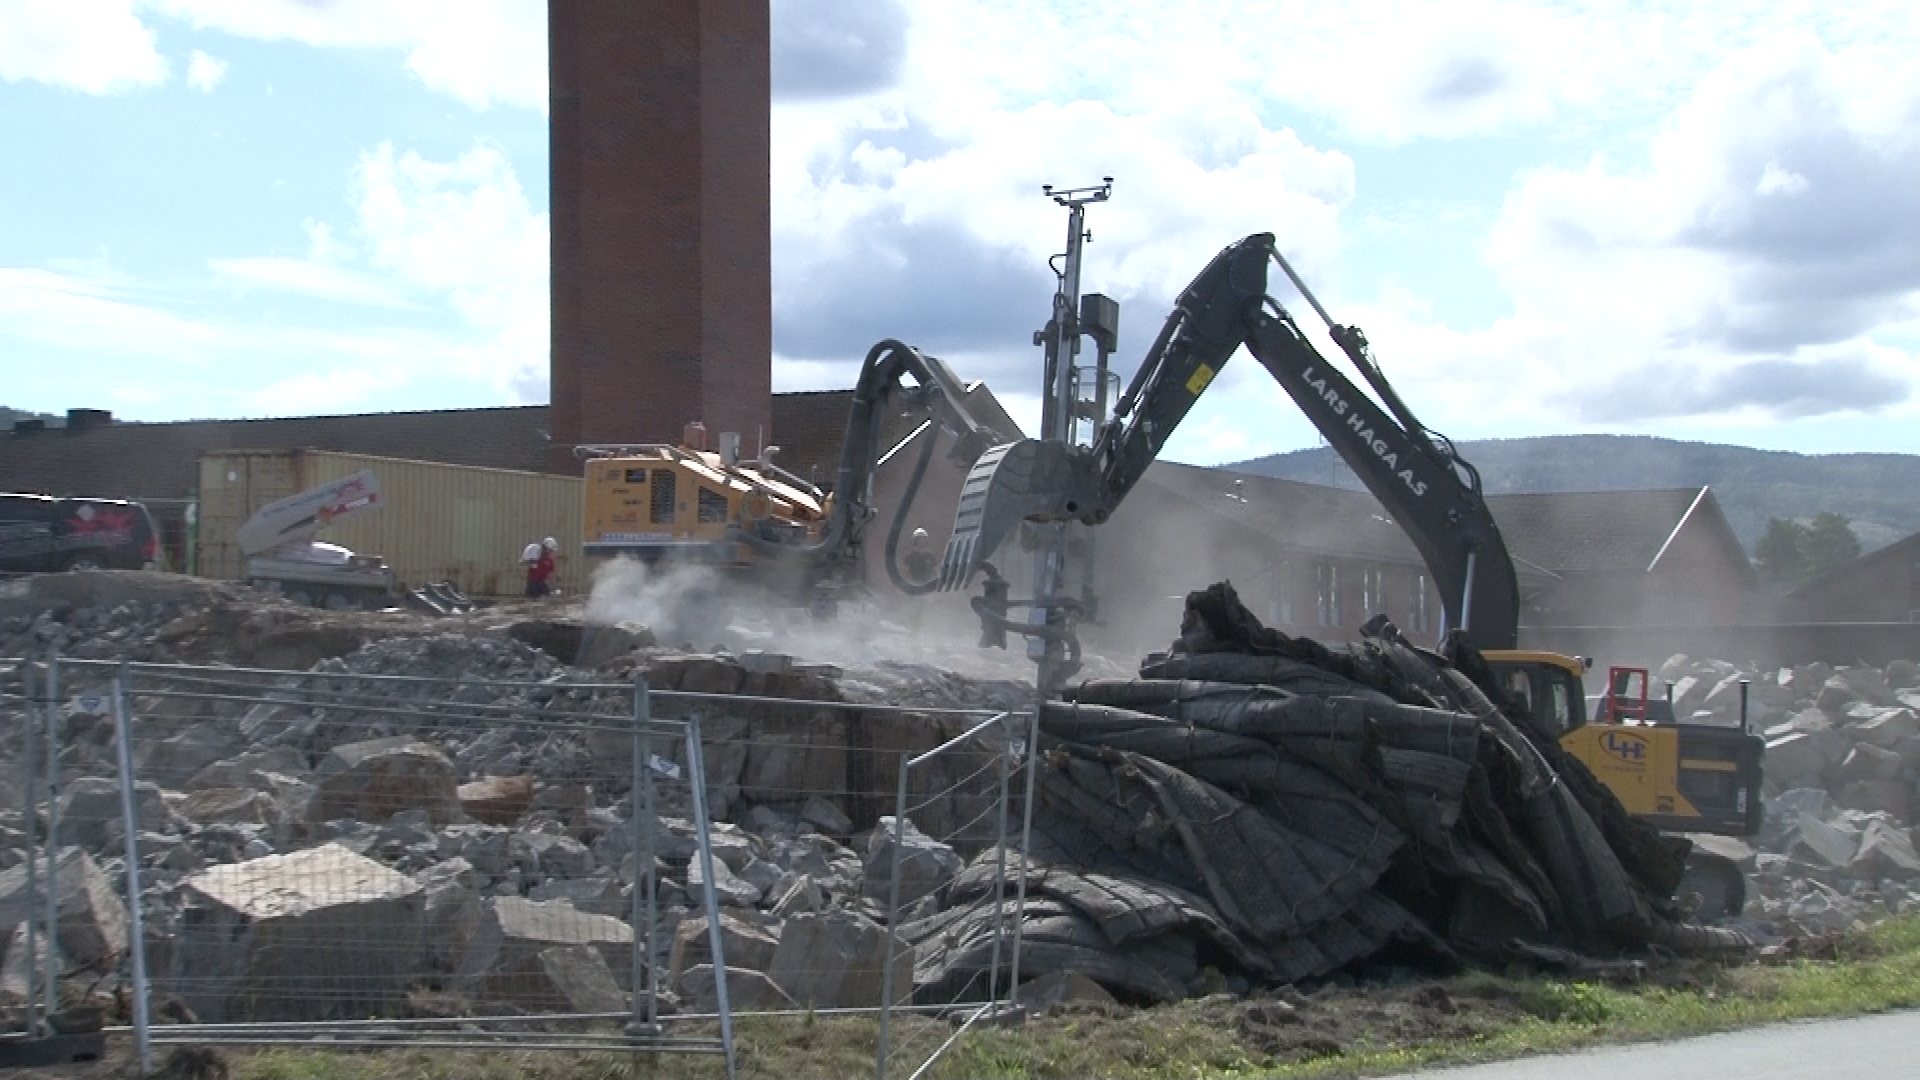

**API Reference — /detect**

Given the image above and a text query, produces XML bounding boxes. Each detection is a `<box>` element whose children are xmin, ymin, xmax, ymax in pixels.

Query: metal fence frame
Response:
<box><xmin>2</xmin><ymin>644</ymin><xmax>1040</xmax><ymax>1079</ymax></box>
<box><xmin>875</xmin><ymin>707</ymin><xmax>1036</xmax><ymax>1080</ymax></box>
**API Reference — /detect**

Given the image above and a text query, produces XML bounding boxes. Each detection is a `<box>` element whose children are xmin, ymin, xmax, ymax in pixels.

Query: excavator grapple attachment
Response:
<box><xmin>938</xmin><ymin>438</ymin><xmax>1087</xmax><ymax>590</ymax></box>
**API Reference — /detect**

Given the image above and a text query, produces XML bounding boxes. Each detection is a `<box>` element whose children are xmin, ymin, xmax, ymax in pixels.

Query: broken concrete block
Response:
<box><xmin>1852</xmin><ymin>820</ymin><xmax>1920</xmax><ymax>882</ymax></box>
<box><xmin>1837</xmin><ymin>779</ymin><xmax>1912</xmax><ymax>819</ymax></box>
<box><xmin>704</xmin><ymin>825</ymin><xmax>757</xmax><ymax>872</ymax></box>
<box><xmin>304</xmin><ymin>738</ymin><xmax>462</xmax><ymax>826</ymax></box>
<box><xmin>687</xmin><ymin>854</ymin><xmax>763</xmax><ymax>908</ymax></box>
<box><xmin>529</xmin><ymin>874</ymin><xmax>626</xmax><ymax>918</ymax></box>
<box><xmin>174</xmin><ymin>787</ymin><xmax>279</xmax><ymax>828</ymax></box>
<box><xmin>0</xmin><ymin>848</ymin><xmax>129</xmax><ymax>973</ymax></box>
<box><xmin>417</xmin><ymin>857</ymin><xmax>483</xmax><ymax>972</ymax></box>
<box><xmin>0</xmin><ymin>922</ymin><xmax>54</xmax><ymax>1006</ymax></box>
<box><xmin>737</xmin><ymin>858</ymin><xmax>785</xmax><ymax>897</ymax></box>
<box><xmin>174</xmin><ymin>842</ymin><xmax>425</xmax><ymax>1022</ymax></box>
<box><xmin>677</xmin><ymin>963</ymin><xmax>795</xmax><ymax>1013</ymax></box>
<box><xmin>1765</xmin><ymin>733</ymin><xmax>1829</xmax><ymax>789</ymax></box>
<box><xmin>1701</xmin><ymin>675</ymin><xmax>1751</xmax><ymax>725</ymax></box>
<box><xmin>1840</xmin><ymin>743</ymin><xmax>1907</xmax><ymax>785</ymax></box>
<box><xmin>1854</xmin><ymin>709</ymin><xmax>1920</xmax><ymax>751</ymax></box>
<box><xmin>863</xmin><ymin>815</ymin><xmax>962</xmax><ymax>907</ymax></box>
<box><xmin>186</xmin><ymin>747</ymin><xmax>309</xmax><ymax>790</ymax></box>
<box><xmin>800</xmin><ymin>795</ymin><xmax>853</xmax><ymax>836</ymax></box>
<box><xmin>770</xmin><ymin>874</ymin><xmax>824</xmax><ymax>918</ymax></box>
<box><xmin>518</xmin><ymin>830</ymin><xmax>596</xmax><ymax>879</ymax></box>
<box><xmin>1837</xmin><ymin>667</ymin><xmax>1898</xmax><ymax>707</ymax></box>
<box><xmin>1887</xmin><ymin>659</ymin><xmax>1919</xmax><ymax>691</ymax></box>
<box><xmin>455</xmin><ymin>896</ymin><xmax>633</xmax><ymax>1004</ymax></box>
<box><xmin>1817</xmin><ymin>676</ymin><xmax>1860</xmax><ymax>714</ymax></box>
<box><xmin>741</xmin><ymin>710</ymin><xmax>848</xmax><ymax>804</ymax></box>
<box><xmin>458</xmin><ymin>775</ymin><xmax>534</xmax><ymax>825</ymax></box>
<box><xmin>135</xmin><ymin>722</ymin><xmax>244</xmax><ymax>784</ymax></box>
<box><xmin>534</xmin><ymin>945</ymin><xmax>628</xmax><ymax>1013</ymax></box>
<box><xmin>56</xmin><ymin>777</ymin><xmax>177</xmax><ymax>851</ymax></box>
<box><xmin>666</xmin><ymin>913</ymin><xmax>779</xmax><ymax>985</ymax></box>
<box><xmin>766</xmin><ymin>910</ymin><xmax>912</xmax><ymax>1009</ymax></box>
<box><xmin>1788</xmin><ymin>813</ymin><xmax>1860</xmax><ymax>867</ymax></box>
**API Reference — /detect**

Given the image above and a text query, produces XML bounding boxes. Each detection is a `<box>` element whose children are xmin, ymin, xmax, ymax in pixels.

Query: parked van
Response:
<box><xmin>0</xmin><ymin>493</ymin><xmax>161</xmax><ymax>573</ymax></box>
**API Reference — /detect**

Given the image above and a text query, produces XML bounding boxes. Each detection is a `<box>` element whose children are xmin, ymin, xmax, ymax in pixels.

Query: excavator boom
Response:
<box><xmin>939</xmin><ymin>232</ymin><xmax>1520</xmax><ymax>650</ymax></box>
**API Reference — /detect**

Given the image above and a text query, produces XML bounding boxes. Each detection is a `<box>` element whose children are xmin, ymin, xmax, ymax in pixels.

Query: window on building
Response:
<box><xmin>649</xmin><ymin>469</ymin><xmax>676</xmax><ymax>525</ymax></box>
<box><xmin>1361</xmin><ymin>568</ymin><xmax>1384</xmax><ymax>615</ymax></box>
<box><xmin>1316</xmin><ymin>562</ymin><xmax>1340</xmax><ymax>626</ymax></box>
<box><xmin>1409</xmin><ymin>572</ymin><xmax>1429</xmax><ymax>633</ymax></box>
<box><xmin>696</xmin><ymin>487</ymin><xmax>729</xmax><ymax>524</ymax></box>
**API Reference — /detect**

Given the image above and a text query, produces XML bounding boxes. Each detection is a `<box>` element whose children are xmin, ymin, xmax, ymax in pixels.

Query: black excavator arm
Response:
<box><xmin>938</xmin><ymin>232</ymin><xmax>1521</xmax><ymax>650</ymax></box>
<box><xmin>735</xmin><ymin>338</ymin><xmax>1006</xmax><ymax>593</ymax></box>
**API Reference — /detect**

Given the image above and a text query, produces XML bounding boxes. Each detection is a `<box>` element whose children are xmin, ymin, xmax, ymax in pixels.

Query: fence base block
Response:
<box><xmin>0</xmin><ymin>1031</ymin><xmax>109</xmax><ymax>1068</ymax></box>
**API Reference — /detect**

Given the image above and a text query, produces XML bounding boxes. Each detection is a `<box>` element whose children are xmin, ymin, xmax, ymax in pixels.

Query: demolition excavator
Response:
<box><xmin>579</xmin><ymin>340</ymin><xmax>1012</xmax><ymax>615</ymax></box>
<box><xmin>936</xmin><ymin>231</ymin><xmax>1764</xmax><ymax>918</ymax></box>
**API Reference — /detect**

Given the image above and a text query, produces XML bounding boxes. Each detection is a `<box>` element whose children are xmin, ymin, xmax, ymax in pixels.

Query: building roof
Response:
<box><xmin>1140</xmin><ymin>462</ymin><xmax>1419</xmax><ymax>562</ymax></box>
<box><xmin>0</xmin><ymin>395</ymin><xmax>878</xmax><ymax>505</ymax></box>
<box><xmin>1165</xmin><ymin>466</ymin><xmax>1755</xmax><ymax>584</ymax></box>
<box><xmin>762</xmin><ymin>391</ymin><xmax>852</xmax><ymax>489</ymax></box>
<box><xmin>1790</xmin><ymin>526</ymin><xmax>1920</xmax><ymax>599</ymax></box>
<box><xmin>1484</xmin><ymin>486</ymin><xmax>1756</xmax><ymax>583</ymax></box>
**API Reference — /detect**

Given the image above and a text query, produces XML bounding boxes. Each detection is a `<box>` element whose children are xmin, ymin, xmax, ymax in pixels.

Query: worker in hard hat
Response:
<box><xmin>904</xmin><ymin>527</ymin><xmax>936</xmax><ymax>585</ymax></box>
<box><xmin>521</xmin><ymin>536</ymin><xmax>559</xmax><ymax>598</ymax></box>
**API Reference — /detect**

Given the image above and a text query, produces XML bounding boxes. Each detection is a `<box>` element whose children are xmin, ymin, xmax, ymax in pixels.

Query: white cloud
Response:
<box><xmin>348</xmin><ymin>141</ymin><xmax>550</xmax><ymax>398</ymax></box>
<box><xmin>0</xmin><ymin>0</ymin><xmax>165</xmax><ymax>94</ymax></box>
<box><xmin>147</xmin><ymin>0</ymin><xmax>545</xmax><ymax>110</ymax></box>
<box><xmin>0</xmin><ymin>268</ymin><xmax>217</xmax><ymax>358</ymax></box>
<box><xmin>2</xmin><ymin>139</ymin><xmax>550</xmax><ymax>420</ymax></box>
<box><xmin>208</xmin><ymin>256</ymin><xmax>412</xmax><ymax>309</ymax></box>
<box><xmin>185</xmin><ymin>48</ymin><xmax>226</xmax><ymax>92</ymax></box>
<box><xmin>1360</xmin><ymin>34</ymin><xmax>1920</xmax><ymax>437</ymax></box>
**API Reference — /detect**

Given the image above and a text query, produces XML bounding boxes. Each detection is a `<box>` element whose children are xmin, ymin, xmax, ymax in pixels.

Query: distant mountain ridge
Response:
<box><xmin>1225</xmin><ymin>434</ymin><xmax>1920</xmax><ymax>553</ymax></box>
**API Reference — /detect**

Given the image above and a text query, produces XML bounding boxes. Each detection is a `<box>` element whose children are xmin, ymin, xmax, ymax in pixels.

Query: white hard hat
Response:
<box><xmin>912</xmin><ymin>528</ymin><xmax>929</xmax><ymax>540</ymax></box>
<box><xmin>543</xmin><ymin>537</ymin><xmax>558</xmax><ymax>549</ymax></box>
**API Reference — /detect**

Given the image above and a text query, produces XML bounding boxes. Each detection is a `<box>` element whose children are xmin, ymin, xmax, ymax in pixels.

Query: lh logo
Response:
<box><xmin>1602</xmin><ymin>731</ymin><xmax>1648</xmax><ymax>765</ymax></box>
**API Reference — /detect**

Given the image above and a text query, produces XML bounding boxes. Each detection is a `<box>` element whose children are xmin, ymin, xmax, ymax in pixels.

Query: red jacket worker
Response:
<box><xmin>521</xmin><ymin>537</ymin><xmax>558</xmax><ymax>597</ymax></box>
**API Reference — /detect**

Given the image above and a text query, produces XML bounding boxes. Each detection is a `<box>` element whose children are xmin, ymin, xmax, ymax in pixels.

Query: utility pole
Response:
<box><xmin>1028</xmin><ymin>178</ymin><xmax>1112</xmax><ymax>696</ymax></box>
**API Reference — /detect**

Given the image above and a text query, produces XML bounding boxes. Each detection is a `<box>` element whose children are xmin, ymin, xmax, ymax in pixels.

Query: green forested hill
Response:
<box><xmin>1227</xmin><ymin>435</ymin><xmax>1920</xmax><ymax>552</ymax></box>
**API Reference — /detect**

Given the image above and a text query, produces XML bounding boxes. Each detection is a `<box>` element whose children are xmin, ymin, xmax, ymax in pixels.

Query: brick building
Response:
<box><xmin>1789</xmin><ymin>530</ymin><xmax>1920</xmax><ymax>624</ymax></box>
<box><xmin>0</xmin><ymin>399</ymin><xmax>851</xmax><ymax>572</ymax></box>
<box><xmin>548</xmin><ymin>0</ymin><xmax>772</xmax><ymax>468</ymax></box>
<box><xmin>1090</xmin><ymin>466</ymin><xmax>1759</xmax><ymax>656</ymax></box>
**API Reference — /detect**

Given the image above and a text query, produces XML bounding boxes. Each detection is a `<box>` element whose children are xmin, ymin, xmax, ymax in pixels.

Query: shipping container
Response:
<box><xmin>197</xmin><ymin>450</ymin><xmax>586</xmax><ymax>596</ymax></box>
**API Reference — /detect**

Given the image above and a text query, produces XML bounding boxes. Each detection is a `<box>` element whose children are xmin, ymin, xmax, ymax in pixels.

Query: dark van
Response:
<box><xmin>0</xmin><ymin>494</ymin><xmax>161</xmax><ymax>573</ymax></box>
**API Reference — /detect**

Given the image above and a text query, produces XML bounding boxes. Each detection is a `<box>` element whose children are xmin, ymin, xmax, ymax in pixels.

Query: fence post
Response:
<box><xmin>1008</xmin><ymin>707</ymin><xmax>1041</xmax><ymax>994</ymax></box>
<box><xmin>110</xmin><ymin>668</ymin><xmax>154</xmax><ymax>1076</ymax></box>
<box><xmin>987</xmin><ymin>715</ymin><xmax>1013</xmax><ymax>1008</ymax></box>
<box><xmin>20</xmin><ymin>660</ymin><xmax>43</xmax><ymax>1038</ymax></box>
<box><xmin>628</xmin><ymin>678</ymin><xmax>658</xmax><ymax>1038</ymax></box>
<box><xmin>875</xmin><ymin>749</ymin><xmax>912</xmax><ymax>1080</ymax></box>
<box><xmin>683</xmin><ymin>712</ymin><xmax>737</xmax><ymax>1080</ymax></box>
<box><xmin>40</xmin><ymin>642</ymin><xmax>63</xmax><ymax>1027</ymax></box>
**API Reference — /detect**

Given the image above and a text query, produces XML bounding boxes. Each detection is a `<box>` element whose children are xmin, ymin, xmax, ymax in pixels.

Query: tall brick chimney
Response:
<box><xmin>547</xmin><ymin>0</ymin><xmax>773</xmax><ymax>471</ymax></box>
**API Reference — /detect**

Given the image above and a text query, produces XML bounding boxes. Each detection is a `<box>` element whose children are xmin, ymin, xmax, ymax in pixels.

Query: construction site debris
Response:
<box><xmin>174</xmin><ymin>843</ymin><xmax>425</xmax><ymax>1022</ymax></box>
<box><xmin>5</xmin><ymin>569</ymin><xmax>1918</xmax><ymax>1027</ymax></box>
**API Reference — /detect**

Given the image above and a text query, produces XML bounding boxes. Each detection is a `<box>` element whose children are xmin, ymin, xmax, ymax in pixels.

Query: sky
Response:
<box><xmin>3</xmin><ymin>1</ymin><xmax>1919</xmax><ymax>468</ymax></box>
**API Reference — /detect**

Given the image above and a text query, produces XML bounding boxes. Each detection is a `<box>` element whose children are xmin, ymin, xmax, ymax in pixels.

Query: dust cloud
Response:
<box><xmin>581</xmin><ymin>555</ymin><xmax>1081</xmax><ymax>683</ymax></box>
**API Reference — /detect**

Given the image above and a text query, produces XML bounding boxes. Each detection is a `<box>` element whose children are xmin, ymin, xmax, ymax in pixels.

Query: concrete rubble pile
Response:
<box><xmin>1654</xmin><ymin>653</ymin><xmax>1920</xmax><ymax>934</ymax></box>
<box><xmin>906</xmin><ymin>583</ymin><xmax>1749</xmax><ymax>1004</ymax></box>
<box><xmin>0</xmin><ymin>572</ymin><xmax>1023</xmax><ymax>1024</ymax></box>
<box><xmin>7</xmin><ymin>569</ymin><xmax>1917</xmax><ymax>1026</ymax></box>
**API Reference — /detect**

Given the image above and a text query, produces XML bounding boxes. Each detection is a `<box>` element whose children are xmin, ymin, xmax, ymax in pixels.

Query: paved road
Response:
<box><xmin>1394</xmin><ymin>1010</ymin><xmax>1920</xmax><ymax>1078</ymax></box>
